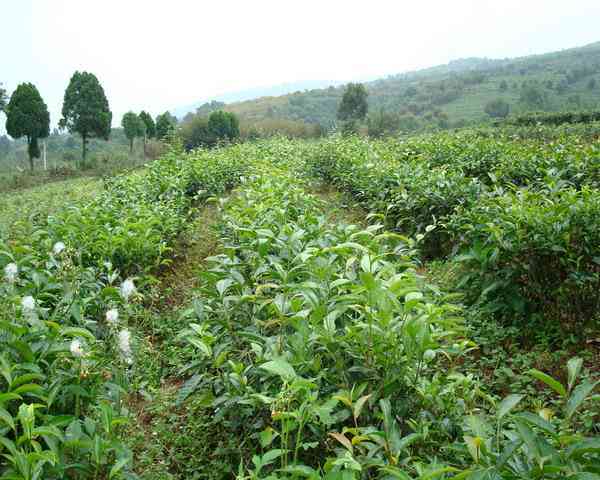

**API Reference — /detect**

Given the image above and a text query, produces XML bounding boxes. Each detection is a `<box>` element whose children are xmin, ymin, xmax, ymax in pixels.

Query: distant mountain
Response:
<box><xmin>180</xmin><ymin>41</ymin><xmax>600</xmax><ymax>131</ymax></box>
<box><xmin>172</xmin><ymin>80</ymin><xmax>346</xmax><ymax>119</ymax></box>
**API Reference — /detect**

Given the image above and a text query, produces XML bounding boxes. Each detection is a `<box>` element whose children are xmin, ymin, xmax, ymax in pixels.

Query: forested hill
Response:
<box><xmin>209</xmin><ymin>41</ymin><xmax>600</xmax><ymax>130</ymax></box>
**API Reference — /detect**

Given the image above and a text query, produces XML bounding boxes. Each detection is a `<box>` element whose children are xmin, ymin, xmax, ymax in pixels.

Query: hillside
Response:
<box><xmin>209</xmin><ymin>41</ymin><xmax>600</xmax><ymax>130</ymax></box>
<box><xmin>172</xmin><ymin>79</ymin><xmax>347</xmax><ymax>119</ymax></box>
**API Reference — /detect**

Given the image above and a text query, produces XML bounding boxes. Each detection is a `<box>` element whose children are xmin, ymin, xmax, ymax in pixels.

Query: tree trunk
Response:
<box><xmin>27</xmin><ymin>136</ymin><xmax>34</xmax><ymax>171</ymax></box>
<box><xmin>81</xmin><ymin>134</ymin><xmax>88</xmax><ymax>167</ymax></box>
<box><xmin>143</xmin><ymin>135</ymin><xmax>147</xmax><ymax>160</ymax></box>
<box><xmin>130</xmin><ymin>139</ymin><xmax>133</xmax><ymax>153</ymax></box>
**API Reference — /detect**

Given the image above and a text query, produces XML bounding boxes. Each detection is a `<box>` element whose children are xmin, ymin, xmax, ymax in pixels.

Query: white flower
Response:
<box><xmin>52</xmin><ymin>242</ymin><xmax>66</xmax><ymax>255</ymax></box>
<box><xmin>70</xmin><ymin>338</ymin><xmax>85</xmax><ymax>358</ymax></box>
<box><xmin>4</xmin><ymin>263</ymin><xmax>18</xmax><ymax>283</ymax></box>
<box><xmin>120</xmin><ymin>279</ymin><xmax>136</xmax><ymax>301</ymax></box>
<box><xmin>106</xmin><ymin>308</ymin><xmax>119</xmax><ymax>326</ymax></box>
<box><xmin>118</xmin><ymin>329</ymin><xmax>133</xmax><ymax>364</ymax></box>
<box><xmin>21</xmin><ymin>296</ymin><xmax>36</xmax><ymax>312</ymax></box>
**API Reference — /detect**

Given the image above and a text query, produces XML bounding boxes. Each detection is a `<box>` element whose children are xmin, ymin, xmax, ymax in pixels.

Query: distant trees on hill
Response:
<box><xmin>180</xmin><ymin>110</ymin><xmax>240</xmax><ymax>150</ymax></box>
<box><xmin>520</xmin><ymin>85</ymin><xmax>547</xmax><ymax>109</ymax></box>
<box><xmin>484</xmin><ymin>98</ymin><xmax>510</xmax><ymax>118</ymax></box>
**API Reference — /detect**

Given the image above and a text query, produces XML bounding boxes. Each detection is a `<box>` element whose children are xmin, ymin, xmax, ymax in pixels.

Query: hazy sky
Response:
<box><xmin>2</xmin><ymin>0</ymin><xmax>600</xmax><ymax>131</ymax></box>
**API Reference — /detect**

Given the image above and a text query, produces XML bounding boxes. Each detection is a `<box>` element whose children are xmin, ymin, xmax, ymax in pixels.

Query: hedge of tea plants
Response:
<box><xmin>178</xmin><ymin>160</ymin><xmax>600</xmax><ymax>478</ymax></box>
<box><xmin>307</xmin><ymin>133</ymin><xmax>600</xmax><ymax>325</ymax></box>
<box><xmin>0</xmin><ymin>144</ymin><xmax>248</xmax><ymax>478</ymax></box>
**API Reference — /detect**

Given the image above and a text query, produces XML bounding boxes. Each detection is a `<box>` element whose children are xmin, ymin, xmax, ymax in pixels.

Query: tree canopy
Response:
<box><xmin>121</xmin><ymin>111</ymin><xmax>145</xmax><ymax>152</ymax></box>
<box><xmin>155</xmin><ymin>112</ymin><xmax>177</xmax><ymax>139</ymax></box>
<box><xmin>208</xmin><ymin>110</ymin><xmax>240</xmax><ymax>141</ymax></box>
<box><xmin>180</xmin><ymin>110</ymin><xmax>240</xmax><ymax>150</ymax></box>
<box><xmin>484</xmin><ymin>98</ymin><xmax>511</xmax><ymax>118</ymax></box>
<box><xmin>59</xmin><ymin>71</ymin><xmax>112</xmax><ymax>161</ymax></box>
<box><xmin>5</xmin><ymin>82</ymin><xmax>50</xmax><ymax>170</ymax></box>
<box><xmin>337</xmin><ymin>83</ymin><xmax>368</xmax><ymax>122</ymax></box>
<box><xmin>139</xmin><ymin>111</ymin><xmax>155</xmax><ymax>139</ymax></box>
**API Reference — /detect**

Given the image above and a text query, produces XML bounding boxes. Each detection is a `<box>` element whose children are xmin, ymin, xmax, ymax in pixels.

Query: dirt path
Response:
<box><xmin>125</xmin><ymin>202</ymin><xmax>224</xmax><ymax>479</ymax></box>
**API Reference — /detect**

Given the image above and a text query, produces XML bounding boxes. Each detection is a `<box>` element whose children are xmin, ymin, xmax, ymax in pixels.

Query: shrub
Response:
<box><xmin>449</xmin><ymin>187</ymin><xmax>600</xmax><ymax>323</ymax></box>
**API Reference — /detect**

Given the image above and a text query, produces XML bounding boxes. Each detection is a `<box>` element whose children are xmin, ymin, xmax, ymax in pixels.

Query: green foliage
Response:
<box><xmin>449</xmin><ymin>187</ymin><xmax>600</xmax><ymax>322</ymax></box>
<box><xmin>121</xmin><ymin>112</ymin><xmax>144</xmax><ymax>153</ymax></box>
<box><xmin>2</xmin><ymin>133</ymin><xmax>599</xmax><ymax>478</ymax></box>
<box><xmin>180</xmin><ymin>162</ymin><xmax>470</xmax><ymax>475</ymax></box>
<box><xmin>5</xmin><ymin>83</ymin><xmax>50</xmax><ymax>171</ymax></box>
<box><xmin>59</xmin><ymin>71</ymin><xmax>112</xmax><ymax>162</ymax></box>
<box><xmin>483</xmin><ymin>98</ymin><xmax>510</xmax><ymax>118</ymax></box>
<box><xmin>519</xmin><ymin>85</ymin><xmax>547</xmax><ymax>109</ymax></box>
<box><xmin>307</xmin><ymin>130</ymin><xmax>600</xmax><ymax>326</ymax></box>
<box><xmin>508</xmin><ymin>110</ymin><xmax>600</xmax><ymax>126</ymax></box>
<box><xmin>337</xmin><ymin>83</ymin><xmax>368</xmax><ymax>123</ymax></box>
<box><xmin>0</xmin><ymin>209</ymin><xmax>139</xmax><ymax>478</ymax></box>
<box><xmin>155</xmin><ymin>112</ymin><xmax>177</xmax><ymax>140</ymax></box>
<box><xmin>179</xmin><ymin>111</ymin><xmax>240</xmax><ymax>150</ymax></box>
<box><xmin>179</xmin><ymin>115</ymin><xmax>213</xmax><ymax>150</ymax></box>
<box><xmin>208</xmin><ymin>110</ymin><xmax>240</xmax><ymax>141</ymax></box>
<box><xmin>48</xmin><ymin>144</ymin><xmax>248</xmax><ymax>275</ymax></box>
<box><xmin>138</xmin><ymin>111</ymin><xmax>156</xmax><ymax>139</ymax></box>
<box><xmin>307</xmin><ymin>135</ymin><xmax>483</xmax><ymax>257</ymax></box>
<box><xmin>367</xmin><ymin>108</ymin><xmax>399</xmax><ymax>137</ymax></box>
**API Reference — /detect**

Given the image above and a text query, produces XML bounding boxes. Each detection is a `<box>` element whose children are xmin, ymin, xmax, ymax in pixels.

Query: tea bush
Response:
<box><xmin>179</xmin><ymin>165</ymin><xmax>476</xmax><ymax>475</ymax></box>
<box><xmin>176</xmin><ymin>159</ymin><xmax>599</xmax><ymax>478</ymax></box>
<box><xmin>0</xmin><ymin>235</ymin><xmax>139</xmax><ymax>478</ymax></box>
<box><xmin>47</xmin><ymin>145</ymin><xmax>249</xmax><ymax>275</ymax></box>
<box><xmin>448</xmin><ymin>186</ymin><xmax>600</xmax><ymax>322</ymax></box>
<box><xmin>307</xmin><ymin>132</ymin><xmax>600</xmax><ymax>324</ymax></box>
<box><xmin>307</xmin><ymin>135</ymin><xmax>483</xmax><ymax>257</ymax></box>
<box><xmin>0</xmin><ymin>143</ymin><xmax>249</xmax><ymax>478</ymax></box>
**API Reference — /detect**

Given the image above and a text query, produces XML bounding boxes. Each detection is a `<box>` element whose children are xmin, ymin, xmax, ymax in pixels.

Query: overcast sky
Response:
<box><xmin>2</xmin><ymin>0</ymin><xmax>600</xmax><ymax>131</ymax></box>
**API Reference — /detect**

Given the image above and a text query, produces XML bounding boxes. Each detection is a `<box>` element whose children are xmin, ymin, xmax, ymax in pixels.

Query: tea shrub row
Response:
<box><xmin>307</xmin><ymin>133</ymin><xmax>600</xmax><ymax>324</ymax></box>
<box><xmin>0</xmin><ymin>144</ymin><xmax>248</xmax><ymax>478</ymax></box>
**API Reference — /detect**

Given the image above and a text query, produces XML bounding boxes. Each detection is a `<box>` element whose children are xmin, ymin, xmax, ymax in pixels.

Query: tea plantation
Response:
<box><xmin>0</xmin><ymin>129</ymin><xmax>598</xmax><ymax>479</ymax></box>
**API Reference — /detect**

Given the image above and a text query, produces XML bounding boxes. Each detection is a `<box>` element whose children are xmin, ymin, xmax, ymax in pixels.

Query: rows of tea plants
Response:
<box><xmin>307</xmin><ymin>133</ymin><xmax>600</xmax><ymax>325</ymax></box>
<box><xmin>176</xmin><ymin>163</ymin><xmax>599</xmax><ymax>478</ymax></box>
<box><xmin>0</xmin><ymin>145</ymin><xmax>248</xmax><ymax>478</ymax></box>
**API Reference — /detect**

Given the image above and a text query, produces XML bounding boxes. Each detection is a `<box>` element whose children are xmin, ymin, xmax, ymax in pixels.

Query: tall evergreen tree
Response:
<box><xmin>59</xmin><ymin>71</ymin><xmax>112</xmax><ymax>163</ymax></box>
<box><xmin>155</xmin><ymin>112</ymin><xmax>177</xmax><ymax>139</ymax></box>
<box><xmin>5</xmin><ymin>83</ymin><xmax>50</xmax><ymax>171</ymax></box>
<box><xmin>337</xmin><ymin>83</ymin><xmax>368</xmax><ymax>135</ymax></box>
<box><xmin>121</xmin><ymin>111</ymin><xmax>144</xmax><ymax>153</ymax></box>
<box><xmin>337</xmin><ymin>83</ymin><xmax>368</xmax><ymax>122</ymax></box>
<box><xmin>139</xmin><ymin>111</ymin><xmax>156</xmax><ymax>138</ymax></box>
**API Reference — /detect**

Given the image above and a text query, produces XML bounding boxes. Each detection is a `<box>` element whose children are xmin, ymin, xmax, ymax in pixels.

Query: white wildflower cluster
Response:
<box><xmin>118</xmin><ymin>329</ymin><xmax>134</xmax><ymax>364</ymax></box>
<box><xmin>70</xmin><ymin>338</ymin><xmax>86</xmax><ymax>358</ymax></box>
<box><xmin>120</xmin><ymin>279</ymin><xmax>136</xmax><ymax>302</ymax></box>
<box><xmin>4</xmin><ymin>263</ymin><xmax>18</xmax><ymax>283</ymax></box>
<box><xmin>106</xmin><ymin>308</ymin><xmax>119</xmax><ymax>327</ymax></box>
<box><xmin>52</xmin><ymin>242</ymin><xmax>66</xmax><ymax>256</ymax></box>
<box><xmin>21</xmin><ymin>295</ymin><xmax>36</xmax><ymax>312</ymax></box>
